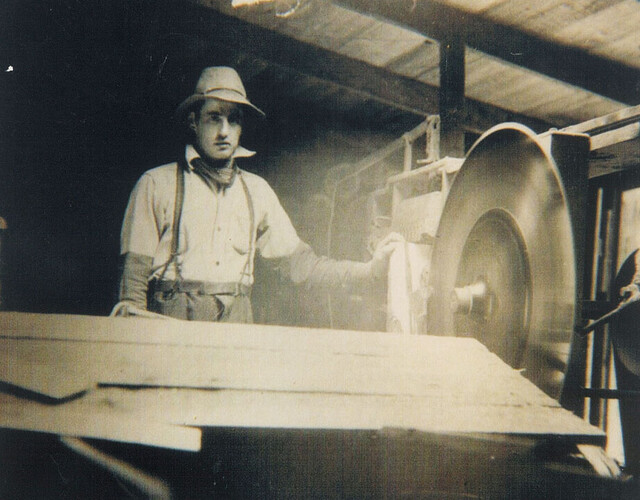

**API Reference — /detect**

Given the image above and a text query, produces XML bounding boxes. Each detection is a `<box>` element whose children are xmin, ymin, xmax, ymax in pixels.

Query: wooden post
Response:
<box><xmin>439</xmin><ymin>35</ymin><xmax>465</xmax><ymax>158</ymax></box>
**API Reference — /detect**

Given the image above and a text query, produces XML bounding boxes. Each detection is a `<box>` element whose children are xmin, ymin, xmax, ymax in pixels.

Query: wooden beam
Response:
<box><xmin>337</xmin><ymin>0</ymin><xmax>640</xmax><ymax>106</ymax></box>
<box><xmin>589</xmin><ymin>123</ymin><xmax>640</xmax><ymax>151</ymax></box>
<box><xmin>439</xmin><ymin>35</ymin><xmax>466</xmax><ymax>156</ymax></box>
<box><xmin>181</xmin><ymin>6</ymin><xmax>436</xmax><ymax>114</ymax></box>
<box><xmin>180</xmin><ymin>4</ymin><xmax>551</xmax><ymax>132</ymax></box>
<box><xmin>562</xmin><ymin>105</ymin><xmax>640</xmax><ymax>151</ymax></box>
<box><xmin>563</xmin><ymin>104</ymin><xmax>640</xmax><ymax>135</ymax></box>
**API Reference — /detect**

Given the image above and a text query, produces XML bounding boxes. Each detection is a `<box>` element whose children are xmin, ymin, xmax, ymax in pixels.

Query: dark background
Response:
<box><xmin>0</xmin><ymin>0</ymin><xmax>421</xmax><ymax>322</ymax></box>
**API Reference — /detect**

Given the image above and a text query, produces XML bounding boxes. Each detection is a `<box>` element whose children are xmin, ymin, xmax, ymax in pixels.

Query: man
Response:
<box><xmin>119</xmin><ymin>66</ymin><xmax>399</xmax><ymax>323</ymax></box>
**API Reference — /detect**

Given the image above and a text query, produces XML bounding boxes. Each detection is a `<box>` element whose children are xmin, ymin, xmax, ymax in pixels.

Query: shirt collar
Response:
<box><xmin>185</xmin><ymin>144</ymin><xmax>256</xmax><ymax>169</ymax></box>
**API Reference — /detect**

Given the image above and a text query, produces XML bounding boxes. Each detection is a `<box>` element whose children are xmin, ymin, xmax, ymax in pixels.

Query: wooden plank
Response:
<box><xmin>0</xmin><ymin>337</ymin><xmax>557</xmax><ymax>407</ymax></box>
<box><xmin>82</xmin><ymin>387</ymin><xmax>605</xmax><ymax>441</ymax></box>
<box><xmin>183</xmin><ymin>4</ymin><xmax>437</xmax><ymax>116</ymax></box>
<box><xmin>300</xmin><ymin>7</ymin><xmax>377</xmax><ymax>52</ymax></box>
<box><xmin>0</xmin><ymin>311</ymin><xmax>497</xmax><ymax>355</ymax></box>
<box><xmin>603</xmin><ymin>31</ymin><xmax>640</xmax><ymax>63</ymax></box>
<box><xmin>553</xmin><ymin>95</ymin><xmax>624</xmax><ymax>122</ymax></box>
<box><xmin>0</xmin><ymin>346</ymin><xmax>93</xmax><ymax>399</ymax></box>
<box><xmin>485</xmin><ymin>0</ymin><xmax>621</xmax><ymax>20</ymax></box>
<box><xmin>0</xmin><ymin>392</ymin><xmax>201</xmax><ymax>451</ymax></box>
<box><xmin>187</xmin><ymin>1</ymin><xmax>552</xmax><ymax>131</ymax></box>
<box><xmin>468</xmin><ymin>64</ymin><xmax>534</xmax><ymax>110</ymax></box>
<box><xmin>338</xmin><ymin>22</ymin><xmax>427</xmax><ymax>67</ymax></box>
<box><xmin>482</xmin><ymin>0</ymin><xmax>555</xmax><ymax>22</ymax></box>
<box><xmin>557</xmin><ymin>2</ymin><xmax>640</xmax><ymax>50</ymax></box>
<box><xmin>0</xmin><ymin>313</ymin><xmax>606</xmax><ymax>441</ymax></box>
<box><xmin>590</xmin><ymin>123</ymin><xmax>640</xmax><ymax>151</ymax></box>
<box><xmin>520</xmin><ymin>88</ymin><xmax>596</xmax><ymax>117</ymax></box>
<box><xmin>385</xmin><ymin>43</ymin><xmax>440</xmax><ymax>79</ymax></box>
<box><xmin>464</xmin><ymin>51</ymin><xmax>503</xmax><ymax>88</ymax></box>
<box><xmin>481</xmin><ymin>59</ymin><xmax>592</xmax><ymax>111</ymax></box>
<box><xmin>563</xmin><ymin>104</ymin><xmax>640</xmax><ymax>135</ymax></box>
<box><xmin>267</xmin><ymin>3</ymin><xmax>376</xmax><ymax>49</ymax></box>
<box><xmin>0</xmin><ymin>313</ymin><xmax>565</xmax><ymax>409</ymax></box>
<box><xmin>515</xmin><ymin>2</ymin><xmax>590</xmax><ymax>34</ymax></box>
<box><xmin>336</xmin><ymin>0</ymin><xmax>640</xmax><ymax>105</ymax></box>
<box><xmin>485</xmin><ymin>0</ymin><xmax>621</xmax><ymax>37</ymax></box>
<box><xmin>467</xmin><ymin>55</ymin><xmax>601</xmax><ymax>122</ymax></box>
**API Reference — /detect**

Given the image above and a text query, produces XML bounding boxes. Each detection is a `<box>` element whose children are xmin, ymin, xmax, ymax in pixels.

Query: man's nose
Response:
<box><xmin>218</xmin><ymin>118</ymin><xmax>230</xmax><ymax>136</ymax></box>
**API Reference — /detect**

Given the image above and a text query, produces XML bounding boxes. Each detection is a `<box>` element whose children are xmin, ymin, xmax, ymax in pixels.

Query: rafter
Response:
<box><xmin>179</xmin><ymin>4</ymin><xmax>552</xmax><ymax>132</ymax></box>
<box><xmin>336</xmin><ymin>0</ymin><xmax>639</xmax><ymax>105</ymax></box>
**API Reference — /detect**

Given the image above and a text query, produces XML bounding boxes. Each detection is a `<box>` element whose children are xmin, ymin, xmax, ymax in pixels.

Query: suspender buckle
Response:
<box><xmin>173</xmin><ymin>280</ymin><xmax>182</xmax><ymax>296</ymax></box>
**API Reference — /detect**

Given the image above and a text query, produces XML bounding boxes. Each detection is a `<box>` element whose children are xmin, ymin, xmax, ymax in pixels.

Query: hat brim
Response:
<box><xmin>175</xmin><ymin>91</ymin><xmax>265</xmax><ymax>119</ymax></box>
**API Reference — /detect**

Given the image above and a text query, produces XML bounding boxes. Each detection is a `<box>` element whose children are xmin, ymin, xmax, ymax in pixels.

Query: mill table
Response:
<box><xmin>0</xmin><ymin>312</ymin><xmax>629</xmax><ymax>498</ymax></box>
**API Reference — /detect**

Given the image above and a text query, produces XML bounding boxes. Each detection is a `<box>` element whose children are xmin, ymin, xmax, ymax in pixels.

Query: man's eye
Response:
<box><xmin>229</xmin><ymin>110</ymin><xmax>243</xmax><ymax>125</ymax></box>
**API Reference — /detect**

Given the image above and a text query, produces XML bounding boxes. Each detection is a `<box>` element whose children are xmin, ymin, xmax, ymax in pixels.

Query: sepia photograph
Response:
<box><xmin>0</xmin><ymin>0</ymin><xmax>639</xmax><ymax>497</ymax></box>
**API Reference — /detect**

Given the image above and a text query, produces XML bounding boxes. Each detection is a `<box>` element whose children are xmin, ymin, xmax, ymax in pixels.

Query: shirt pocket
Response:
<box><xmin>229</xmin><ymin>212</ymin><xmax>252</xmax><ymax>255</ymax></box>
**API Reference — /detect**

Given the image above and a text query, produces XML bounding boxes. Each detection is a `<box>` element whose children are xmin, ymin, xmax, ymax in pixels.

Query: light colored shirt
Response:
<box><xmin>120</xmin><ymin>145</ymin><xmax>302</xmax><ymax>286</ymax></box>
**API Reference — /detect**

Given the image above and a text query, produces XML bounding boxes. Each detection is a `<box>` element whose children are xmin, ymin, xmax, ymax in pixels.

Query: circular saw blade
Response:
<box><xmin>427</xmin><ymin>124</ymin><xmax>576</xmax><ymax>399</ymax></box>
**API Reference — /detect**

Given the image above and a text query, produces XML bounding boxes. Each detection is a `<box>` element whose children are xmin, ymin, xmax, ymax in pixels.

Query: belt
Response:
<box><xmin>151</xmin><ymin>279</ymin><xmax>251</xmax><ymax>297</ymax></box>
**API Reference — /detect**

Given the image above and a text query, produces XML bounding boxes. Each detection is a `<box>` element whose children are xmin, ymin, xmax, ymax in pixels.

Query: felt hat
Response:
<box><xmin>176</xmin><ymin>66</ymin><xmax>265</xmax><ymax>118</ymax></box>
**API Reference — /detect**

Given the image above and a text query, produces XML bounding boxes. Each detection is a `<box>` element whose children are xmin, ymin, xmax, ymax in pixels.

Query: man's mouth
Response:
<box><xmin>215</xmin><ymin>142</ymin><xmax>231</xmax><ymax>148</ymax></box>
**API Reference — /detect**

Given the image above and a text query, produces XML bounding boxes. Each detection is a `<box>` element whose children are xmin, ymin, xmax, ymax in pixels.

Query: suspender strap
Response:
<box><xmin>239</xmin><ymin>172</ymin><xmax>255</xmax><ymax>281</ymax></box>
<box><xmin>172</xmin><ymin>158</ymin><xmax>187</xmax><ymax>280</ymax></box>
<box><xmin>157</xmin><ymin>159</ymin><xmax>186</xmax><ymax>285</ymax></box>
<box><xmin>157</xmin><ymin>161</ymin><xmax>254</xmax><ymax>291</ymax></box>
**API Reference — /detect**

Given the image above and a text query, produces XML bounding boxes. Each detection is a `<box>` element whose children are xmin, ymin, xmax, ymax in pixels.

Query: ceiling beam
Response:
<box><xmin>179</xmin><ymin>4</ymin><xmax>551</xmax><ymax>132</ymax></box>
<box><xmin>439</xmin><ymin>34</ymin><xmax>466</xmax><ymax>156</ymax></box>
<box><xmin>336</xmin><ymin>0</ymin><xmax>640</xmax><ymax>106</ymax></box>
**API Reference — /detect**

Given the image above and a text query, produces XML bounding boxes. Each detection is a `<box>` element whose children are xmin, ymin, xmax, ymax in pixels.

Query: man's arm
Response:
<box><xmin>118</xmin><ymin>172</ymin><xmax>163</xmax><ymax>309</ymax></box>
<box><xmin>620</xmin><ymin>250</ymin><xmax>640</xmax><ymax>302</ymax></box>
<box><xmin>252</xmin><ymin>174</ymin><xmax>401</xmax><ymax>289</ymax></box>
<box><xmin>274</xmin><ymin>233</ymin><xmax>402</xmax><ymax>290</ymax></box>
<box><xmin>118</xmin><ymin>252</ymin><xmax>153</xmax><ymax>309</ymax></box>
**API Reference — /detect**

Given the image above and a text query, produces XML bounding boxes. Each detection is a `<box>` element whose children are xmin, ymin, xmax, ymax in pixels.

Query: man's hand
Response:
<box><xmin>620</xmin><ymin>282</ymin><xmax>640</xmax><ymax>304</ymax></box>
<box><xmin>369</xmin><ymin>232</ymin><xmax>404</xmax><ymax>279</ymax></box>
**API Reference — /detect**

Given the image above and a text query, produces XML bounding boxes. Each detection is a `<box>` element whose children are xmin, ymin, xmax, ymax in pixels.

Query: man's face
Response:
<box><xmin>190</xmin><ymin>99</ymin><xmax>243</xmax><ymax>161</ymax></box>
